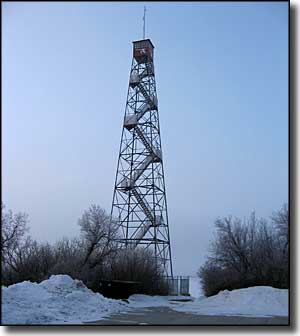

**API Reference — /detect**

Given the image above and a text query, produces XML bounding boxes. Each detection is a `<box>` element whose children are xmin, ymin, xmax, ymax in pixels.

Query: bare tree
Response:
<box><xmin>2</xmin><ymin>237</ymin><xmax>57</xmax><ymax>285</ymax></box>
<box><xmin>50</xmin><ymin>237</ymin><xmax>85</xmax><ymax>278</ymax></box>
<box><xmin>271</xmin><ymin>203</ymin><xmax>289</xmax><ymax>249</ymax></box>
<box><xmin>199</xmin><ymin>206</ymin><xmax>289</xmax><ymax>296</ymax></box>
<box><xmin>1</xmin><ymin>203</ymin><xmax>169</xmax><ymax>295</ymax></box>
<box><xmin>209</xmin><ymin>213</ymin><xmax>262</xmax><ymax>277</ymax></box>
<box><xmin>1</xmin><ymin>204</ymin><xmax>29</xmax><ymax>264</ymax></box>
<box><xmin>78</xmin><ymin>204</ymin><xmax>119</xmax><ymax>268</ymax></box>
<box><xmin>270</xmin><ymin>203</ymin><xmax>289</xmax><ymax>285</ymax></box>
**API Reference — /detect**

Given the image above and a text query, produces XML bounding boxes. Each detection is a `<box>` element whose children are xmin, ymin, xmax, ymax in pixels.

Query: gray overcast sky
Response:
<box><xmin>3</xmin><ymin>2</ymin><xmax>288</xmax><ymax>275</ymax></box>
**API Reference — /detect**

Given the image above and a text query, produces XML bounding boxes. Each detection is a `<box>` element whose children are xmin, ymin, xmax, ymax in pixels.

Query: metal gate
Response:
<box><xmin>179</xmin><ymin>277</ymin><xmax>189</xmax><ymax>295</ymax></box>
<box><xmin>165</xmin><ymin>276</ymin><xmax>190</xmax><ymax>296</ymax></box>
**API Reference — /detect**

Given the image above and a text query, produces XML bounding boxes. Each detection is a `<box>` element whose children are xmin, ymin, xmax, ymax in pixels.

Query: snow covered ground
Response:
<box><xmin>127</xmin><ymin>286</ymin><xmax>288</xmax><ymax>317</ymax></box>
<box><xmin>2</xmin><ymin>275</ymin><xmax>128</xmax><ymax>325</ymax></box>
<box><xmin>2</xmin><ymin>274</ymin><xmax>288</xmax><ymax>325</ymax></box>
<box><xmin>172</xmin><ymin>286</ymin><xmax>288</xmax><ymax>317</ymax></box>
<box><xmin>128</xmin><ymin>294</ymin><xmax>191</xmax><ymax>308</ymax></box>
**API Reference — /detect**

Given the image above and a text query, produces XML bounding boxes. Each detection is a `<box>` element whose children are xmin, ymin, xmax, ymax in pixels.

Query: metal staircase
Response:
<box><xmin>124</xmin><ymin>65</ymin><xmax>157</xmax><ymax>130</ymax></box>
<box><xmin>123</xmin><ymin>103</ymin><xmax>151</xmax><ymax>130</ymax></box>
<box><xmin>135</xmin><ymin>126</ymin><xmax>161</xmax><ymax>161</ymax></box>
<box><xmin>129</xmin><ymin>63</ymin><xmax>154</xmax><ymax>87</ymax></box>
<box><xmin>131</xmin><ymin>188</ymin><xmax>156</xmax><ymax>224</ymax></box>
<box><xmin>120</xmin><ymin>155</ymin><xmax>153</xmax><ymax>189</ymax></box>
<box><xmin>111</xmin><ymin>38</ymin><xmax>173</xmax><ymax>277</ymax></box>
<box><xmin>137</xmin><ymin>82</ymin><xmax>157</xmax><ymax>110</ymax></box>
<box><xmin>119</xmin><ymin>71</ymin><xmax>162</xmax><ymax>244</ymax></box>
<box><xmin>120</xmin><ymin>125</ymin><xmax>161</xmax><ymax>190</ymax></box>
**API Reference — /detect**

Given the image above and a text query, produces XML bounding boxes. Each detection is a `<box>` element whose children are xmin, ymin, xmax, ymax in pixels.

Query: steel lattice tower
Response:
<box><xmin>110</xmin><ymin>39</ymin><xmax>173</xmax><ymax>277</ymax></box>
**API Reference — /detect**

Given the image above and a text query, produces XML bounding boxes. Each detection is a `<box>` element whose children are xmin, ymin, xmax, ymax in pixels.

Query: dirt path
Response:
<box><xmin>85</xmin><ymin>306</ymin><xmax>288</xmax><ymax>325</ymax></box>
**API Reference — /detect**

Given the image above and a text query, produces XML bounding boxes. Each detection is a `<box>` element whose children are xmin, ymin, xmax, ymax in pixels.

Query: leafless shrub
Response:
<box><xmin>2</xmin><ymin>237</ymin><xmax>56</xmax><ymax>285</ymax></box>
<box><xmin>1</xmin><ymin>204</ymin><xmax>29</xmax><ymax>265</ymax></box>
<box><xmin>2</xmin><ymin>204</ymin><xmax>119</xmax><ymax>289</ymax></box>
<box><xmin>78</xmin><ymin>204</ymin><xmax>119</xmax><ymax>268</ymax></box>
<box><xmin>199</xmin><ymin>205</ymin><xmax>289</xmax><ymax>297</ymax></box>
<box><xmin>49</xmin><ymin>237</ymin><xmax>84</xmax><ymax>278</ymax></box>
<box><xmin>1</xmin><ymin>204</ymin><xmax>168</xmax><ymax>295</ymax></box>
<box><xmin>110</xmin><ymin>247</ymin><xmax>168</xmax><ymax>295</ymax></box>
<box><xmin>271</xmin><ymin>203</ymin><xmax>289</xmax><ymax>257</ymax></box>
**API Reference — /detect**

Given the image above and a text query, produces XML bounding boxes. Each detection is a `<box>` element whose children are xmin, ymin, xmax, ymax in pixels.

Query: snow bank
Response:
<box><xmin>2</xmin><ymin>275</ymin><xmax>128</xmax><ymax>325</ymax></box>
<box><xmin>2</xmin><ymin>279</ymin><xmax>288</xmax><ymax>324</ymax></box>
<box><xmin>173</xmin><ymin>286</ymin><xmax>288</xmax><ymax>317</ymax></box>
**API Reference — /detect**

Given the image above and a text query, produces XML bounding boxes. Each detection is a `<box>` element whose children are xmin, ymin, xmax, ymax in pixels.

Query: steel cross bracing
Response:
<box><xmin>110</xmin><ymin>40</ymin><xmax>173</xmax><ymax>277</ymax></box>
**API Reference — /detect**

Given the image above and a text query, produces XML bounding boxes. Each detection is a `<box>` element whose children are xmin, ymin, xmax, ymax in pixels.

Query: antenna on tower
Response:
<box><xmin>143</xmin><ymin>6</ymin><xmax>146</xmax><ymax>39</ymax></box>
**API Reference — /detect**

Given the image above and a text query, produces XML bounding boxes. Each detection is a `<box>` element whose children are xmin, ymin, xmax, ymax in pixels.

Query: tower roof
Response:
<box><xmin>132</xmin><ymin>39</ymin><xmax>155</xmax><ymax>49</ymax></box>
